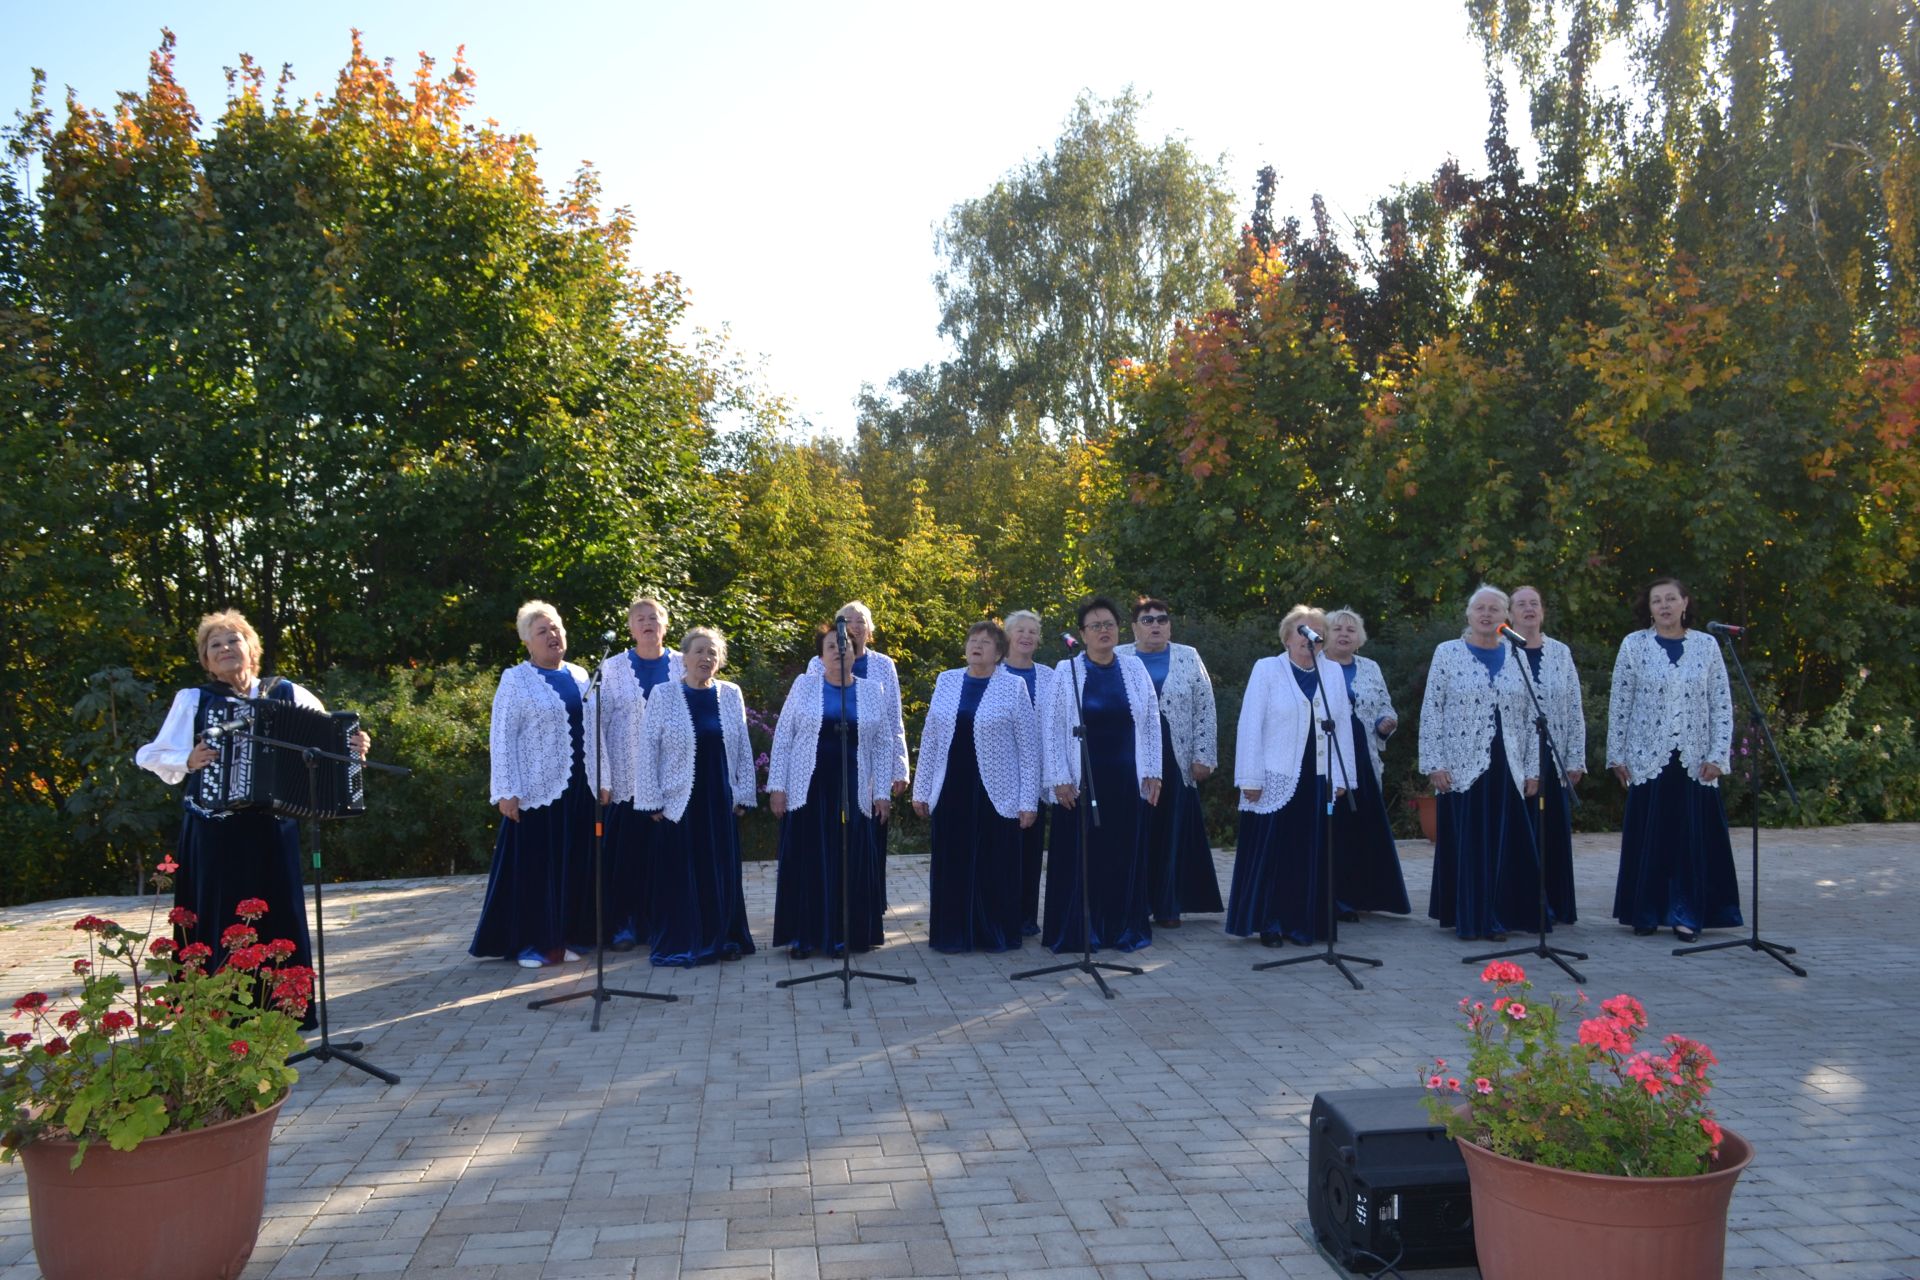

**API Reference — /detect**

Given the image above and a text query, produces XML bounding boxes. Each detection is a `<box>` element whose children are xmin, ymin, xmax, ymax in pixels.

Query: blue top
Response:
<box><xmin>684</xmin><ymin>683</ymin><xmax>723</xmax><ymax>739</ymax></box>
<box><xmin>959</xmin><ymin>673</ymin><xmax>990</xmax><ymax>715</ymax></box>
<box><xmin>1467</xmin><ymin>640</ymin><xmax>1506</xmax><ymax>684</ymax></box>
<box><xmin>1135</xmin><ymin>646</ymin><xmax>1171</xmax><ymax>692</ymax></box>
<box><xmin>1289</xmin><ymin>661</ymin><xmax>1319</xmax><ymax>699</ymax></box>
<box><xmin>534</xmin><ymin>664</ymin><xmax>586</xmax><ymax>775</ymax></box>
<box><xmin>1078</xmin><ymin>658</ymin><xmax>1135</xmax><ymax>771</ymax></box>
<box><xmin>852</xmin><ymin>651</ymin><xmax>870</xmax><ymax>680</ymax></box>
<box><xmin>1523</xmin><ymin>646</ymin><xmax>1545</xmax><ymax>681</ymax></box>
<box><xmin>1335</xmin><ymin>659</ymin><xmax>1358</xmax><ymax>696</ymax></box>
<box><xmin>821</xmin><ymin>680</ymin><xmax>858</xmax><ymax>724</ymax></box>
<box><xmin>1655</xmin><ymin>634</ymin><xmax>1687</xmax><ymax>664</ymax></box>
<box><xmin>629</xmin><ymin>649</ymin><xmax>675</xmax><ymax>695</ymax></box>
<box><xmin>1002</xmin><ymin>661</ymin><xmax>1038</xmax><ymax>700</ymax></box>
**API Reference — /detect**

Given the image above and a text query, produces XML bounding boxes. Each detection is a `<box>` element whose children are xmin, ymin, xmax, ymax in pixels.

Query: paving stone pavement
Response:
<box><xmin>3</xmin><ymin>825</ymin><xmax>1917</xmax><ymax>1279</ymax></box>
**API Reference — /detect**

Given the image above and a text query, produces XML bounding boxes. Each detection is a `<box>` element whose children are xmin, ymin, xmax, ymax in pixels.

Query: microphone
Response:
<box><xmin>1061</xmin><ymin>632</ymin><xmax>1079</xmax><ymax>650</ymax></box>
<box><xmin>1497</xmin><ymin>623</ymin><xmax>1528</xmax><ymax>646</ymax></box>
<box><xmin>202</xmin><ymin>720</ymin><xmax>239</xmax><ymax>740</ymax></box>
<box><xmin>600</xmin><ymin>629</ymin><xmax>620</xmax><ymax>647</ymax></box>
<box><xmin>1706</xmin><ymin>621</ymin><xmax>1748</xmax><ymax>637</ymax></box>
<box><xmin>1296</xmin><ymin>623</ymin><xmax>1323</xmax><ymax>646</ymax></box>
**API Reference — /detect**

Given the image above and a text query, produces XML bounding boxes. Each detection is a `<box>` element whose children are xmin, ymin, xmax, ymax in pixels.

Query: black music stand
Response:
<box><xmin>531</xmin><ymin>640</ymin><xmax>678</xmax><ymax>1028</ymax></box>
<box><xmin>1013</xmin><ymin>651</ymin><xmax>1144</xmax><ymax>998</ymax></box>
<box><xmin>779</xmin><ymin>627</ymin><xmax>916</xmax><ymax>1009</ymax></box>
<box><xmin>225</xmin><ymin>724</ymin><xmax>406</xmax><ymax>1084</ymax></box>
<box><xmin>1256</xmin><ymin>641</ymin><xmax>1382</xmax><ymax>990</ymax></box>
<box><xmin>1674</xmin><ymin>629</ymin><xmax>1806</xmax><ymax>975</ymax></box>
<box><xmin>1465</xmin><ymin>635</ymin><xmax>1588</xmax><ymax>981</ymax></box>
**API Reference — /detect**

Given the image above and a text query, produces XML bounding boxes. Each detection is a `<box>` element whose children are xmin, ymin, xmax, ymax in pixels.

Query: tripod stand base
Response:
<box><xmin>1673</xmin><ymin>933</ymin><xmax>1806</xmax><ymax>977</ymax></box>
<box><xmin>1463</xmin><ymin>938</ymin><xmax>1588</xmax><ymax>982</ymax></box>
<box><xmin>778</xmin><ymin>965</ymin><xmax>917</xmax><ymax>1010</ymax></box>
<box><xmin>1253</xmin><ymin>948</ymin><xmax>1382</xmax><ymax>990</ymax></box>
<box><xmin>289</xmin><ymin>1037</ymin><xmax>399</xmax><ymax>1084</ymax></box>
<box><xmin>528</xmin><ymin>984</ymin><xmax>678</xmax><ymax>1031</ymax></box>
<box><xmin>1012</xmin><ymin>957</ymin><xmax>1144</xmax><ymax>999</ymax></box>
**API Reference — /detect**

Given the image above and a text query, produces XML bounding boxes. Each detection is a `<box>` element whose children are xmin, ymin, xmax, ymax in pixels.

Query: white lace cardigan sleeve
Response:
<box><xmin>489</xmin><ymin>662</ymin><xmax>586</xmax><ymax>809</ymax></box>
<box><xmin>1119</xmin><ymin>643</ymin><xmax>1218</xmax><ymax>784</ymax></box>
<box><xmin>1042</xmin><ymin>655</ymin><xmax>1160</xmax><ymax>791</ymax></box>
<box><xmin>1538</xmin><ymin>636</ymin><xmax>1587</xmax><ymax>778</ymax></box>
<box><xmin>633</xmin><ymin>679</ymin><xmax>756</xmax><ymax>821</ymax></box>
<box><xmin>1418</xmin><ymin>642</ymin><xmax>1532</xmax><ymax>796</ymax></box>
<box><xmin>1233</xmin><ymin>656</ymin><xmax>1354</xmax><ymax>812</ymax></box>
<box><xmin>913</xmin><ymin>669</ymin><xmax>1041</xmax><ymax>819</ymax></box>
<box><xmin>1606</xmin><ymin>630</ymin><xmax>1733</xmax><ymax>786</ymax></box>
<box><xmin>767</xmin><ymin>672</ymin><xmax>822</xmax><ymax>808</ymax></box>
<box><xmin>1348</xmin><ymin>655</ymin><xmax>1398</xmax><ymax>784</ymax></box>
<box><xmin>808</xmin><ymin>648</ymin><xmax>910</xmax><ymax>785</ymax></box>
<box><xmin>135</xmin><ymin>678</ymin><xmax>326</xmax><ymax>786</ymax></box>
<box><xmin>584</xmin><ymin>650</ymin><xmax>686</xmax><ymax>803</ymax></box>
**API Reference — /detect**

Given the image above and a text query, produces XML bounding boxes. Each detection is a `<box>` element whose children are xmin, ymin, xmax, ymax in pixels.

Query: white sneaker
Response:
<box><xmin>517</xmin><ymin>954</ymin><xmax>544</xmax><ymax>969</ymax></box>
<box><xmin>563</xmin><ymin>949</ymin><xmax>582</xmax><ymax>962</ymax></box>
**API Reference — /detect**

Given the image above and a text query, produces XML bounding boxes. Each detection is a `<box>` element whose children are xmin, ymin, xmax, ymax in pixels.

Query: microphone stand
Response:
<box><xmin>220</xmin><ymin>724</ymin><xmax>406</xmax><ymax>1084</ymax></box>
<box><xmin>780</xmin><ymin>628</ymin><xmax>916</xmax><ymax>1009</ymax></box>
<box><xmin>532</xmin><ymin>636</ymin><xmax>677</xmax><ymax>1028</ymax></box>
<box><xmin>1014</xmin><ymin>648</ymin><xmax>1143</xmax><ymax>998</ymax></box>
<box><xmin>1465</xmin><ymin>633</ymin><xmax>1588</xmax><ymax>981</ymax></box>
<box><xmin>1257</xmin><ymin>639</ymin><xmax>1381</xmax><ymax>989</ymax></box>
<box><xmin>1674</xmin><ymin>629</ymin><xmax>1806</xmax><ymax>975</ymax></box>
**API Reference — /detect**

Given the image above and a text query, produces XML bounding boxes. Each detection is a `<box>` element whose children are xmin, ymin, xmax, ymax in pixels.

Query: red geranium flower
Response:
<box><xmin>234</xmin><ymin>898</ymin><xmax>270</xmax><ymax>921</ymax></box>
<box><xmin>156</xmin><ymin>854</ymin><xmax>179</xmax><ymax>874</ymax></box>
<box><xmin>228</xmin><ymin>1040</ymin><xmax>250</xmax><ymax>1058</ymax></box>
<box><xmin>263</xmin><ymin>938</ymin><xmax>296</xmax><ymax>961</ymax></box>
<box><xmin>167</xmin><ymin>907</ymin><xmax>198</xmax><ymax>928</ymax></box>
<box><xmin>100</xmin><ymin>1010</ymin><xmax>135</xmax><ymax>1034</ymax></box>
<box><xmin>178</xmin><ymin>942</ymin><xmax>214</xmax><ymax>967</ymax></box>
<box><xmin>221</xmin><ymin>924</ymin><xmax>258</xmax><ymax>949</ymax></box>
<box><xmin>57</xmin><ymin>1010</ymin><xmax>83</xmax><ymax>1031</ymax></box>
<box><xmin>5</xmin><ymin>1032</ymin><xmax>30</xmax><ymax>1049</ymax></box>
<box><xmin>226</xmin><ymin>944</ymin><xmax>268</xmax><ymax>972</ymax></box>
<box><xmin>72</xmin><ymin>958</ymin><xmax>92</xmax><ymax>975</ymax></box>
<box><xmin>149</xmin><ymin>937</ymin><xmax>178</xmax><ymax>956</ymax></box>
<box><xmin>10</xmin><ymin>992</ymin><xmax>48</xmax><ymax>1015</ymax></box>
<box><xmin>45</xmin><ymin>1036</ymin><xmax>69</xmax><ymax>1056</ymax></box>
<box><xmin>72</xmin><ymin>915</ymin><xmax>116</xmax><ymax>934</ymax></box>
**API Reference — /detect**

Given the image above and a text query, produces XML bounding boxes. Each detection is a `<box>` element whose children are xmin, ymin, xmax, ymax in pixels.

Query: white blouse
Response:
<box><xmin>631</xmin><ymin>678</ymin><xmax>757</xmax><ymax>822</ymax></box>
<box><xmin>583</xmin><ymin>649</ymin><xmax>685</xmax><ymax>804</ymax></box>
<box><xmin>1417</xmin><ymin>639</ymin><xmax>1535</xmax><ymax>796</ymax></box>
<box><xmin>766</xmin><ymin>673</ymin><xmax>894</xmax><ymax>817</ymax></box>
<box><xmin>1605</xmin><ymin>629</ymin><xmax>1733</xmax><ymax>787</ymax></box>
<box><xmin>1041</xmin><ymin>653</ymin><xmax>1162</xmax><ymax>792</ymax></box>
<box><xmin>136</xmin><ymin>679</ymin><xmax>325</xmax><ymax>786</ymax></box>
<box><xmin>1116</xmin><ymin>642</ymin><xmax>1219</xmax><ymax>786</ymax></box>
<box><xmin>911</xmin><ymin>668</ymin><xmax>1042</xmax><ymax>819</ymax></box>
<box><xmin>1234</xmin><ymin>655</ymin><xmax>1357</xmax><ymax>813</ymax></box>
<box><xmin>489</xmin><ymin>661</ymin><xmax>591</xmax><ymax>810</ymax></box>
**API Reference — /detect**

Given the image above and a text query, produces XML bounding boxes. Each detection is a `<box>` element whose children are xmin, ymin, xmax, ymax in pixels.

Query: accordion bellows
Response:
<box><xmin>192</xmin><ymin>698</ymin><xmax>367</xmax><ymax>820</ymax></box>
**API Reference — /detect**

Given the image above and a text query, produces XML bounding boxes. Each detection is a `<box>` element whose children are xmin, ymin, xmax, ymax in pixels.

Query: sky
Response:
<box><xmin>9</xmin><ymin>1</ymin><xmax>1506</xmax><ymax>436</ymax></box>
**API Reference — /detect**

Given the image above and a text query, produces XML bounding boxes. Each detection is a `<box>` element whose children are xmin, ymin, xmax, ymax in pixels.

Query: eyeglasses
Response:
<box><xmin>1135</xmin><ymin>614</ymin><xmax>1171</xmax><ymax>625</ymax></box>
<box><xmin>1081</xmin><ymin>620</ymin><xmax>1118</xmax><ymax>633</ymax></box>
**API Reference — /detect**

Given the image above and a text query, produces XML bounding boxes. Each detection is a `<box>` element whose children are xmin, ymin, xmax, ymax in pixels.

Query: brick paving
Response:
<box><xmin>2</xmin><ymin>824</ymin><xmax>1917</xmax><ymax>1279</ymax></box>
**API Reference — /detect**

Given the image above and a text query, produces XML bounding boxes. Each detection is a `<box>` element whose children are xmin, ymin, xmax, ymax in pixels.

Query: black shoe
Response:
<box><xmin>1486</xmin><ymin>932</ymin><xmax>1508</xmax><ymax>943</ymax></box>
<box><xmin>607</xmin><ymin>939</ymin><xmax>638</xmax><ymax>953</ymax></box>
<box><xmin>1337</xmin><ymin>910</ymin><xmax>1360</xmax><ymax>923</ymax></box>
<box><xmin>788</xmin><ymin>946</ymin><xmax>812</xmax><ymax>960</ymax></box>
<box><xmin>1260</xmin><ymin>932</ymin><xmax>1283</xmax><ymax>948</ymax></box>
<box><xmin>1674</xmin><ymin>926</ymin><xmax>1700</xmax><ymax>943</ymax></box>
<box><xmin>1022</xmin><ymin>922</ymin><xmax>1040</xmax><ymax>937</ymax></box>
<box><xmin>1155</xmin><ymin>916</ymin><xmax>1182</xmax><ymax>928</ymax></box>
<box><xmin>722</xmin><ymin>950</ymin><xmax>743</xmax><ymax>962</ymax></box>
<box><xmin>1633</xmin><ymin>926</ymin><xmax>1657</xmax><ymax>937</ymax></box>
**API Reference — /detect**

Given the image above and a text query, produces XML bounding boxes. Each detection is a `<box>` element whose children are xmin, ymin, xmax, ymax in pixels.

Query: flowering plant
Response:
<box><xmin>1422</xmin><ymin>961</ymin><xmax>1725</xmax><ymax>1177</ymax></box>
<box><xmin>2</xmin><ymin>897</ymin><xmax>311</xmax><ymax>1168</ymax></box>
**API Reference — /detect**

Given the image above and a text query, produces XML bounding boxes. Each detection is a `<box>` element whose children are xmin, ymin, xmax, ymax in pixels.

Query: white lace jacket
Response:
<box><xmin>1527</xmin><ymin>636</ymin><xmax>1588</xmax><ymax>782</ymax></box>
<box><xmin>489</xmin><ymin>661</ymin><xmax>590</xmax><ymax>809</ymax></box>
<box><xmin>1339</xmin><ymin>655</ymin><xmax>1398</xmax><ymax>784</ymax></box>
<box><xmin>1042</xmin><ymin>653</ymin><xmax>1162</xmax><ymax>792</ymax></box>
<box><xmin>808</xmin><ymin>648</ymin><xmax>909</xmax><ymax>786</ymax></box>
<box><xmin>582</xmin><ymin>649</ymin><xmax>685</xmax><ymax>803</ymax></box>
<box><xmin>1605</xmin><ymin>629</ymin><xmax>1733</xmax><ymax>787</ymax></box>
<box><xmin>767</xmin><ymin>672</ymin><xmax>894</xmax><ymax>816</ymax></box>
<box><xmin>630</xmin><ymin>678</ymin><xmax>756</xmax><ymax>822</ymax></box>
<box><xmin>1116</xmin><ymin>642</ymin><xmax>1218</xmax><ymax>787</ymax></box>
<box><xmin>1003</xmin><ymin>661</ymin><xmax>1058</xmax><ymax>805</ymax></box>
<box><xmin>911</xmin><ymin>668</ymin><xmax>1042</xmax><ymax>819</ymax></box>
<box><xmin>1417</xmin><ymin>640</ymin><xmax>1535</xmax><ymax>796</ymax></box>
<box><xmin>1235</xmin><ymin>655</ymin><xmax>1357</xmax><ymax>813</ymax></box>
<box><xmin>136</xmin><ymin>679</ymin><xmax>325</xmax><ymax>786</ymax></box>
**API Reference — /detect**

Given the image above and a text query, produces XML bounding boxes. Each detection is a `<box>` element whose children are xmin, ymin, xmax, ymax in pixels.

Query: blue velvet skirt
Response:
<box><xmin>927</xmin><ymin>731</ymin><xmax>1024</xmax><ymax>953</ymax></box>
<box><xmin>1226</xmin><ymin>735</ymin><xmax>1330</xmax><ymax>943</ymax></box>
<box><xmin>649</xmin><ymin>729</ymin><xmax>755</xmax><ymax>966</ymax></box>
<box><xmin>772</xmin><ymin>728</ymin><xmax>886</xmax><ymax>953</ymax></box>
<box><xmin>1612</xmin><ymin>753</ymin><xmax>1743</xmax><ymax>932</ymax></box>
<box><xmin>1541</xmin><ymin>772</ymin><xmax>1578</xmax><ymax>924</ymax></box>
<box><xmin>602</xmin><ymin>799</ymin><xmax>654</xmax><ymax>945</ymax></box>
<box><xmin>1332</xmin><ymin>713</ymin><xmax>1411</xmax><ymax>914</ymax></box>
<box><xmin>470</xmin><ymin>770</ymin><xmax>594</xmax><ymax>960</ymax></box>
<box><xmin>1019</xmin><ymin>805</ymin><xmax>1049</xmax><ymax>933</ymax></box>
<box><xmin>1145</xmin><ymin>717</ymin><xmax>1223</xmax><ymax>921</ymax></box>
<box><xmin>1042</xmin><ymin>765</ymin><xmax>1152</xmax><ymax>954</ymax></box>
<box><xmin>173</xmin><ymin>806</ymin><xmax>312</xmax><ymax>973</ymax></box>
<box><xmin>1428</xmin><ymin>725</ymin><xmax>1543</xmax><ymax>939</ymax></box>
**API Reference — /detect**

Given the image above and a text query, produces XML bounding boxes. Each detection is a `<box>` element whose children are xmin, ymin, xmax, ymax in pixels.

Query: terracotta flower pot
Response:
<box><xmin>1456</xmin><ymin>1127</ymin><xmax>1753</xmax><ymax>1280</ymax></box>
<box><xmin>20</xmin><ymin>1097</ymin><xmax>284</xmax><ymax>1280</ymax></box>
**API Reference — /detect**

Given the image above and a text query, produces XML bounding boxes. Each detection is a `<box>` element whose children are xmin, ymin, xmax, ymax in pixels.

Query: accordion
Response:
<box><xmin>191</xmin><ymin>697</ymin><xmax>368</xmax><ymax>820</ymax></box>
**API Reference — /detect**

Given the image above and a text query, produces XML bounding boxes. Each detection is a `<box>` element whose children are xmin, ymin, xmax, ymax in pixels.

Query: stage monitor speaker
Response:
<box><xmin>1308</xmin><ymin>1087</ymin><xmax>1477</xmax><ymax>1272</ymax></box>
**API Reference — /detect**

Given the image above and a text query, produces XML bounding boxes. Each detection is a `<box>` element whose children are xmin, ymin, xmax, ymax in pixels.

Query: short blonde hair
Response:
<box><xmin>1464</xmin><ymin>583</ymin><xmax>1510</xmax><ymax>624</ymax></box>
<box><xmin>1278</xmin><ymin>604</ymin><xmax>1327</xmax><ymax>642</ymax></box>
<box><xmin>836</xmin><ymin>600</ymin><xmax>875</xmax><ymax>628</ymax></box>
<box><xmin>196</xmin><ymin>610</ymin><xmax>261</xmax><ymax>668</ymax></box>
<box><xmin>1003</xmin><ymin>609</ymin><xmax>1042</xmax><ymax>631</ymax></box>
<box><xmin>515</xmin><ymin>600</ymin><xmax>564</xmax><ymax>642</ymax></box>
<box><xmin>1324</xmin><ymin>607</ymin><xmax>1368</xmax><ymax>647</ymax></box>
<box><xmin>628</xmin><ymin>594</ymin><xmax>670</xmax><ymax>627</ymax></box>
<box><xmin>681</xmin><ymin>625</ymin><xmax>728</xmax><ymax>670</ymax></box>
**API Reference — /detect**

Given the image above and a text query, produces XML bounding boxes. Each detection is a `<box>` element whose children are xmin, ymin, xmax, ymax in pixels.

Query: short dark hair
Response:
<box><xmin>1132</xmin><ymin>596</ymin><xmax>1171</xmax><ymax>620</ymax></box>
<box><xmin>816</xmin><ymin>623</ymin><xmax>849</xmax><ymax>657</ymax></box>
<box><xmin>967</xmin><ymin>620</ymin><xmax>1009</xmax><ymax>658</ymax></box>
<box><xmin>1633</xmin><ymin>576</ymin><xmax>1694</xmax><ymax>628</ymax></box>
<box><xmin>1077</xmin><ymin>595</ymin><xmax>1122</xmax><ymax>629</ymax></box>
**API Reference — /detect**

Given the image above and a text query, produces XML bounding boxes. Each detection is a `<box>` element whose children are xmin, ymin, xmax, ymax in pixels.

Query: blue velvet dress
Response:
<box><xmin>605</xmin><ymin>650</ymin><xmax>676</xmax><ymax>946</ymax></box>
<box><xmin>1042</xmin><ymin>658</ymin><xmax>1152</xmax><ymax>953</ymax></box>
<box><xmin>174</xmin><ymin>681</ymin><xmax>314</xmax><ymax>976</ymax></box>
<box><xmin>1227</xmin><ymin>664</ymin><xmax>1332</xmax><ymax>943</ymax></box>
<box><xmin>648</xmin><ymin>684</ymin><xmax>756</xmax><ymax>966</ymax></box>
<box><xmin>1523</xmin><ymin>647</ymin><xmax>1579</xmax><ymax>923</ymax></box>
<box><xmin>1002</xmin><ymin>661</ymin><xmax>1049</xmax><ymax>935</ymax></box>
<box><xmin>928</xmin><ymin>675</ymin><xmax>1024</xmax><ymax>953</ymax></box>
<box><xmin>1612</xmin><ymin>635</ymin><xmax>1743</xmax><ymax>933</ymax></box>
<box><xmin>1136</xmin><ymin>648</ymin><xmax>1224</xmax><ymax>924</ymax></box>
<box><xmin>471</xmin><ymin>665</ymin><xmax>594</xmax><ymax>961</ymax></box>
<box><xmin>1331</xmin><ymin>661</ymin><xmax>1411</xmax><ymax>914</ymax></box>
<box><xmin>1428</xmin><ymin>644</ymin><xmax>1543</xmax><ymax>939</ymax></box>
<box><xmin>773</xmin><ymin>682</ymin><xmax>886</xmax><ymax>954</ymax></box>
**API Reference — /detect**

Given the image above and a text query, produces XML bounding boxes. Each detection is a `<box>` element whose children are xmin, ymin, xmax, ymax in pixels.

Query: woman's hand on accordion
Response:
<box><xmin>187</xmin><ymin>741</ymin><xmax>219</xmax><ymax>772</ymax></box>
<box><xmin>349</xmin><ymin>728</ymin><xmax>371</xmax><ymax>757</ymax></box>
<box><xmin>498</xmin><ymin>797</ymin><xmax>521</xmax><ymax>822</ymax></box>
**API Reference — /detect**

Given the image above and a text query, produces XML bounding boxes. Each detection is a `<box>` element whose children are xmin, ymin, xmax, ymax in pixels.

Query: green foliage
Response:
<box><xmin>1743</xmin><ymin>673</ymin><xmax>1920</xmax><ymax>826</ymax></box>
